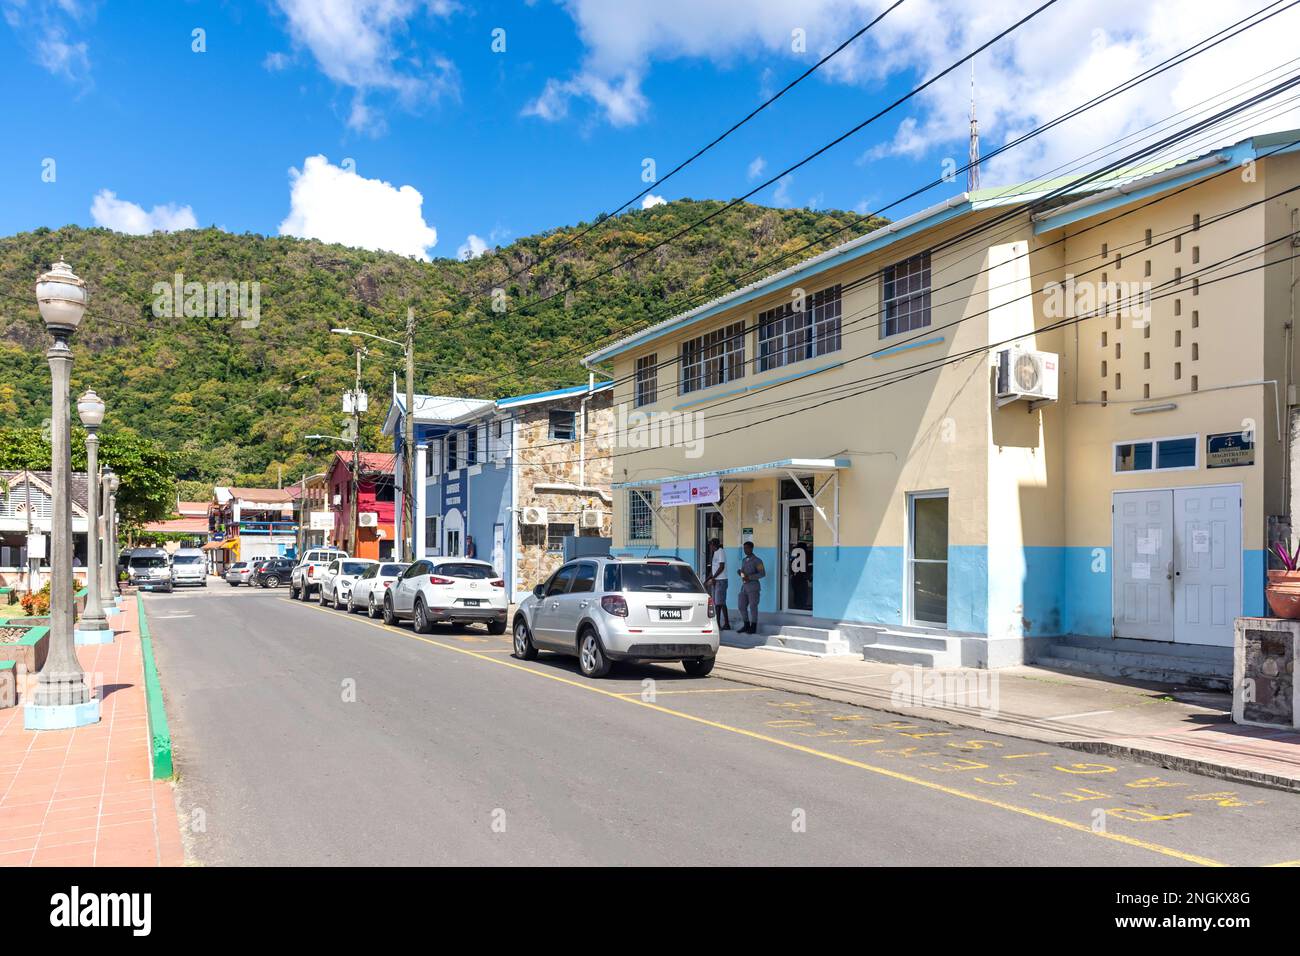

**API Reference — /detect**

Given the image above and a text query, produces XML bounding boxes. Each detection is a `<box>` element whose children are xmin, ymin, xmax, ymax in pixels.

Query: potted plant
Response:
<box><xmin>1266</xmin><ymin>541</ymin><xmax>1300</xmax><ymax>618</ymax></box>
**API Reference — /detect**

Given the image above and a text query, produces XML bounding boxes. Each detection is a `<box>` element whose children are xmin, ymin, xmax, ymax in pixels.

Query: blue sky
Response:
<box><xmin>2</xmin><ymin>1</ymin><xmax>1296</xmax><ymax>261</ymax></box>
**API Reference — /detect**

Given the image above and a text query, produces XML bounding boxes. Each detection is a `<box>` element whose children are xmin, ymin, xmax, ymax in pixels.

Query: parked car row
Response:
<box><xmin>225</xmin><ymin>556</ymin><xmax>298</xmax><ymax>588</ymax></box>
<box><xmin>299</xmin><ymin>548</ymin><xmax>718</xmax><ymax>680</ymax></box>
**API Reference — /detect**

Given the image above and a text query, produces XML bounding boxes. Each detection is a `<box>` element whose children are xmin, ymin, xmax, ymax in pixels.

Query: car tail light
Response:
<box><xmin>307</xmin><ymin>566</ymin><xmax>315</xmax><ymax>577</ymax></box>
<box><xmin>429</xmin><ymin>575</ymin><xmax>453</xmax><ymax>585</ymax></box>
<box><xmin>601</xmin><ymin>595</ymin><xmax>629</xmax><ymax>617</ymax></box>
<box><xmin>490</xmin><ymin>579</ymin><xmax>505</xmax><ymax>588</ymax></box>
<box><xmin>383</xmin><ymin>581</ymin><xmax>392</xmax><ymax>588</ymax></box>
<box><xmin>707</xmin><ymin>597</ymin><xmax>716</xmax><ymax>619</ymax></box>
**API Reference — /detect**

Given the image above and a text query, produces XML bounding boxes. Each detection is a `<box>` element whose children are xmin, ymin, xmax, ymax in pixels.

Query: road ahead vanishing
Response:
<box><xmin>145</xmin><ymin>586</ymin><xmax>1300</xmax><ymax>867</ymax></box>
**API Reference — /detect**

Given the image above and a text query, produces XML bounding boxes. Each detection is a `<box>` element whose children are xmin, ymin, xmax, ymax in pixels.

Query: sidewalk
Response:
<box><xmin>715</xmin><ymin>643</ymin><xmax>1300</xmax><ymax>793</ymax></box>
<box><xmin>0</xmin><ymin>598</ymin><xmax>185</xmax><ymax>866</ymax></box>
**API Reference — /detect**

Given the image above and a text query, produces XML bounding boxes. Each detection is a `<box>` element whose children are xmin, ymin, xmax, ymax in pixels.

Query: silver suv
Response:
<box><xmin>512</xmin><ymin>556</ymin><xmax>717</xmax><ymax>678</ymax></box>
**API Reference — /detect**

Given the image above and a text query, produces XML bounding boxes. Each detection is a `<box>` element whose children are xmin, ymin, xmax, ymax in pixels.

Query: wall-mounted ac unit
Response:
<box><xmin>995</xmin><ymin>345</ymin><xmax>1059</xmax><ymax>407</ymax></box>
<box><xmin>580</xmin><ymin>508</ymin><xmax>604</xmax><ymax>530</ymax></box>
<box><xmin>332</xmin><ymin>494</ymin><xmax>342</xmax><ymax>506</ymax></box>
<box><xmin>358</xmin><ymin>512</ymin><xmax>378</xmax><ymax>527</ymax></box>
<box><xmin>520</xmin><ymin>506</ymin><xmax>548</xmax><ymax>526</ymax></box>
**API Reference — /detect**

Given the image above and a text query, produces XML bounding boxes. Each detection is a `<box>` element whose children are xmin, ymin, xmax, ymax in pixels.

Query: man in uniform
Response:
<box><xmin>738</xmin><ymin>541</ymin><xmax>765</xmax><ymax>634</ymax></box>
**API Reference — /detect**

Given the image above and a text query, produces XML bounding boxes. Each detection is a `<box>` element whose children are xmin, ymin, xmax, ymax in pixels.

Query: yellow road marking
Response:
<box><xmin>304</xmin><ymin>603</ymin><xmax>1227</xmax><ymax>867</ymax></box>
<box><xmin>1269</xmin><ymin>860</ymin><xmax>1300</xmax><ymax>866</ymax></box>
<box><xmin>613</xmin><ymin>687</ymin><xmax>764</xmax><ymax>697</ymax></box>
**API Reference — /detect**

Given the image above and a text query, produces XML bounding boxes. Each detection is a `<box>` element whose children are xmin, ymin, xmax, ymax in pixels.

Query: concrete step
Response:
<box><xmin>860</xmin><ymin>641</ymin><xmax>962</xmax><ymax>668</ymax></box>
<box><xmin>1033</xmin><ymin>655</ymin><xmax>1232</xmax><ymax>692</ymax></box>
<box><xmin>1044</xmin><ymin>643</ymin><xmax>1230</xmax><ymax>677</ymax></box>
<box><xmin>737</xmin><ymin>623</ymin><xmax>853</xmax><ymax>657</ymax></box>
<box><xmin>870</xmin><ymin>629</ymin><xmax>952</xmax><ymax>652</ymax></box>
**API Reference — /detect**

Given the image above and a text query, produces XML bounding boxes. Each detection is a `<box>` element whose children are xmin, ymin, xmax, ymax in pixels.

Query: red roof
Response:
<box><xmin>333</xmin><ymin>451</ymin><xmax>396</xmax><ymax>474</ymax></box>
<box><xmin>142</xmin><ymin>517</ymin><xmax>209</xmax><ymax>534</ymax></box>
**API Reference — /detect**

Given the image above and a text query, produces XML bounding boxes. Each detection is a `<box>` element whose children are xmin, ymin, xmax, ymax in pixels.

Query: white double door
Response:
<box><xmin>1112</xmin><ymin>484</ymin><xmax>1241</xmax><ymax>647</ymax></box>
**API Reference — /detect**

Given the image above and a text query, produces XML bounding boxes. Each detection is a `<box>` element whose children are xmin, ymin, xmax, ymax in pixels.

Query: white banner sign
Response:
<box><xmin>660</xmin><ymin>476</ymin><xmax>721</xmax><ymax>507</ymax></box>
<box><xmin>309</xmin><ymin>511</ymin><xmax>335</xmax><ymax>531</ymax></box>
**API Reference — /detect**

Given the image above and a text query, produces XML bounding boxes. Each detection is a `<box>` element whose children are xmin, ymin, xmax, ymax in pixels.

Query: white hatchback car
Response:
<box><xmin>382</xmin><ymin>558</ymin><xmax>508</xmax><ymax>633</ymax></box>
<box><xmin>345</xmin><ymin>561</ymin><xmax>410</xmax><ymax>617</ymax></box>
<box><xmin>318</xmin><ymin>558</ymin><xmax>378</xmax><ymax>609</ymax></box>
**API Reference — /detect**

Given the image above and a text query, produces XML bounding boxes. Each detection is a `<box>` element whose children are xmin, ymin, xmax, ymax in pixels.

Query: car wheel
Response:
<box><xmin>230</xmin><ymin>581</ymin><xmax>239</xmax><ymax>587</ymax></box>
<box><xmin>578</xmin><ymin>629</ymin><xmax>611</xmax><ymax>678</ymax></box>
<box><xmin>346</xmin><ymin>591</ymin><xmax>356</xmax><ymax>614</ymax></box>
<box><xmin>512</xmin><ymin>618</ymin><xmax>538</xmax><ymax>660</ymax></box>
<box><xmin>488</xmin><ymin>619</ymin><xmax>507</xmax><ymax>636</ymax></box>
<box><xmin>382</xmin><ymin>594</ymin><xmax>398</xmax><ymax>626</ymax></box>
<box><xmin>683</xmin><ymin>657</ymin><xmax>716</xmax><ymax>677</ymax></box>
<box><xmin>265</xmin><ymin>575</ymin><xmax>280</xmax><ymax>589</ymax></box>
<box><xmin>413</xmin><ymin>597</ymin><xmax>432</xmax><ymax>634</ymax></box>
<box><xmin>289</xmin><ymin>583</ymin><xmax>299</xmax><ymax>599</ymax></box>
<box><xmin>300</xmin><ymin>584</ymin><xmax>312</xmax><ymax>602</ymax></box>
<box><xmin>319</xmin><ymin>587</ymin><xmax>330</xmax><ymax>608</ymax></box>
<box><xmin>367</xmin><ymin>595</ymin><xmax>378</xmax><ymax>619</ymax></box>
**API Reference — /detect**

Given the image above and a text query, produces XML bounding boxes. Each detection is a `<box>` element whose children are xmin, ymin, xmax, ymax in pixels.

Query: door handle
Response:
<box><xmin>1166</xmin><ymin>561</ymin><xmax>1174</xmax><ymax>581</ymax></box>
<box><xmin>579</xmin><ymin>601</ymin><xmax>590</xmax><ymax>608</ymax></box>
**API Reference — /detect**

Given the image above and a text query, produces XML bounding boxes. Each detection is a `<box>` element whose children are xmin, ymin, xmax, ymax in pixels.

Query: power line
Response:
<box><xmin>464</xmin><ymin>1</ymin><xmax>908</xmax><ymax>304</ymax></box>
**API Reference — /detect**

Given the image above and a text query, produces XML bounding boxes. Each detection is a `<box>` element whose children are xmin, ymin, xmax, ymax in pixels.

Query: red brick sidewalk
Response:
<box><xmin>0</xmin><ymin>599</ymin><xmax>184</xmax><ymax>866</ymax></box>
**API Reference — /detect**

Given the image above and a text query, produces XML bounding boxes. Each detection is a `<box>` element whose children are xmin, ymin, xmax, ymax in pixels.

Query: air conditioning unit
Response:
<box><xmin>520</xmin><ymin>506</ymin><xmax>548</xmax><ymax>526</ymax></box>
<box><xmin>580</xmin><ymin>508</ymin><xmax>604</xmax><ymax>530</ymax></box>
<box><xmin>995</xmin><ymin>345</ymin><xmax>1059</xmax><ymax>407</ymax></box>
<box><xmin>358</xmin><ymin>512</ymin><xmax>378</xmax><ymax>528</ymax></box>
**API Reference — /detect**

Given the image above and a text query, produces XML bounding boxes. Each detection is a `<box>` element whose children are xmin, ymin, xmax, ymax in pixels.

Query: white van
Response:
<box><xmin>170</xmin><ymin>548</ymin><xmax>207</xmax><ymax>587</ymax></box>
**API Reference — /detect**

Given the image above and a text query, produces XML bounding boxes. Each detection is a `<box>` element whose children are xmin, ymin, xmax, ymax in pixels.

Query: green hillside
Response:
<box><xmin>0</xmin><ymin>200</ymin><xmax>879</xmax><ymax>486</ymax></box>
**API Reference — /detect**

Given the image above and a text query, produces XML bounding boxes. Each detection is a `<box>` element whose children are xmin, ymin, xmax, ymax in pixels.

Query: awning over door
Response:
<box><xmin>612</xmin><ymin>457</ymin><xmax>851</xmax><ymax>490</ymax></box>
<box><xmin>614</xmin><ymin>458</ymin><xmax>850</xmax><ymax>546</ymax></box>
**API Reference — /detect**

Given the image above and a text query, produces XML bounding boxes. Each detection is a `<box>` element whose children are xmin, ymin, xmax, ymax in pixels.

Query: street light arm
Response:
<box><xmin>331</xmin><ymin>328</ymin><xmax>406</xmax><ymax>353</ymax></box>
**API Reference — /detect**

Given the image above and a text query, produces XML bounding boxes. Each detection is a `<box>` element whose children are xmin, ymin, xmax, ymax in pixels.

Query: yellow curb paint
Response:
<box><xmin>306</xmin><ymin>603</ymin><xmax>1228</xmax><ymax>868</ymax></box>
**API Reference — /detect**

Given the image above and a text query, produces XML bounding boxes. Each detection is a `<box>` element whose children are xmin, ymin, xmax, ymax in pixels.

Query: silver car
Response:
<box><xmin>224</xmin><ymin>561</ymin><xmax>253</xmax><ymax>586</ymax></box>
<box><xmin>512</xmin><ymin>556</ymin><xmax>717</xmax><ymax>678</ymax></box>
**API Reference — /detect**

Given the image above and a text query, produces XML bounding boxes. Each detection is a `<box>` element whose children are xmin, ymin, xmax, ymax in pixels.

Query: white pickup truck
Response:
<box><xmin>289</xmin><ymin>547</ymin><xmax>349</xmax><ymax>601</ymax></box>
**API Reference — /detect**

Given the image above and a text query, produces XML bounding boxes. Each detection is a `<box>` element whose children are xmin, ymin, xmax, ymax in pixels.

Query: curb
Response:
<box><xmin>136</xmin><ymin>593</ymin><xmax>174</xmax><ymax>781</ymax></box>
<box><xmin>713</xmin><ymin>659</ymin><xmax>1300</xmax><ymax>795</ymax></box>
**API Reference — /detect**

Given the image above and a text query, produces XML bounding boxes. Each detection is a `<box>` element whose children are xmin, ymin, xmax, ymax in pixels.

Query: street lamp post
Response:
<box><xmin>106</xmin><ymin>471</ymin><xmax>120</xmax><ymax>598</ymax></box>
<box><xmin>28</xmin><ymin>261</ymin><xmax>99</xmax><ymax>728</ymax></box>
<box><xmin>74</xmin><ymin>390</ymin><xmax>110</xmax><ymax>643</ymax></box>
<box><xmin>100</xmin><ymin>466</ymin><xmax>115</xmax><ymax>603</ymax></box>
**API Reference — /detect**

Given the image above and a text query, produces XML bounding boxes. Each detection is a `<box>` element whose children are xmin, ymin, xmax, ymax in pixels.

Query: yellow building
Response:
<box><xmin>583</xmin><ymin>132</ymin><xmax>1300</xmax><ymax>674</ymax></box>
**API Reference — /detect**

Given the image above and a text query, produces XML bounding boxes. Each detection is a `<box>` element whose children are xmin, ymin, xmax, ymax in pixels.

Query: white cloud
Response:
<box><xmin>747</xmin><ymin>156</ymin><xmax>767</xmax><ymax>180</ymax></box>
<box><xmin>457</xmin><ymin>234</ymin><xmax>488</xmax><ymax>260</ymax></box>
<box><xmin>641</xmin><ymin>194</ymin><xmax>667</xmax><ymax>209</ymax></box>
<box><xmin>533</xmin><ymin>0</ymin><xmax>1300</xmax><ymax>194</ymax></box>
<box><xmin>279</xmin><ymin>155</ymin><xmax>438</xmax><ymax>259</ymax></box>
<box><xmin>263</xmin><ymin>51</ymin><xmax>291</xmax><ymax>72</ymax></box>
<box><xmin>772</xmin><ymin>175</ymin><xmax>794</xmax><ymax>208</ymax></box>
<box><xmin>272</xmin><ymin>0</ymin><xmax>459</xmax><ymax>133</ymax></box>
<box><xmin>4</xmin><ymin>0</ymin><xmax>94</xmax><ymax>81</ymax></box>
<box><xmin>90</xmin><ymin>190</ymin><xmax>198</xmax><ymax>234</ymax></box>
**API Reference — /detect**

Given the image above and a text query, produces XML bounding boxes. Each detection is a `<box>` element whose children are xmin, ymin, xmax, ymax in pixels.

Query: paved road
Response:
<box><xmin>146</xmin><ymin>584</ymin><xmax>1300</xmax><ymax>866</ymax></box>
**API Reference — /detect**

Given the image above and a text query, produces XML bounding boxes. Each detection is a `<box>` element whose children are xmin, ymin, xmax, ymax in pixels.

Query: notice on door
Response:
<box><xmin>1192</xmin><ymin>529</ymin><xmax>1211</xmax><ymax>553</ymax></box>
<box><xmin>1132</xmin><ymin>561</ymin><xmax>1151</xmax><ymax>580</ymax></box>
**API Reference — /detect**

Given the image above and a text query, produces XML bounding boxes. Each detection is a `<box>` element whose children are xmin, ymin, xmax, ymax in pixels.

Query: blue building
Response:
<box><xmin>384</xmin><ymin>381</ymin><xmax>614</xmax><ymax>601</ymax></box>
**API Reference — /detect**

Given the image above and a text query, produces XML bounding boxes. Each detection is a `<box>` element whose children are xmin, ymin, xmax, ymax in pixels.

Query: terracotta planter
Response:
<box><xmin>1266</xmin><ymin>570</ymin><xmax>1300</xmax><ymax>618</ymax></box>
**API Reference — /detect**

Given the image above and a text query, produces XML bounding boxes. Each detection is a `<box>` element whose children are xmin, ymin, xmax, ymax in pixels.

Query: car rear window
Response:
<box><xmin>380</xmin><ymin>564</ymin><xmax>407</xmax><ymax>576</ymax></box>
<box><xmin>606</xmin><ymin>562</ymin><xmax>703</xmax><ymax>593</ymax></box>
<box><xmin>340</xmin><ymin>561</ymin><xmax>372</xmax><ymax>575</ymax></box>
<box><xmin>434</xmin><ymin>563</ymin><xmax>496</xmax><ymax>579</ymax></box>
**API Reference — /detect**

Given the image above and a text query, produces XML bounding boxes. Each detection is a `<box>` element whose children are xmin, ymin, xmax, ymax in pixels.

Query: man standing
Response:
<box><xmin>707</xmin><ymin>537</ymin><xmax>730</xmax><ymax>631</ymax></box>
<box><xmin>738</xmin><ymin>541</ymin><xmax>765</xmax><ymax>635</ymax></box>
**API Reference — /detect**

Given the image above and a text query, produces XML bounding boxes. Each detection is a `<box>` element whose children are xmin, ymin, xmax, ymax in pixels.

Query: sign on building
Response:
<box><xmin>660</xmin><ymin>476</ymin><xmax>720</xmax><ymax>507</ymax></box>
<box><xmin>1206</xmin><ymin>431</ymin><xmax>1255</xmax><ymax>468</ymax></box>
<box><xmin>309</xmin><ymin>511</ymin><xmax>335</xmax><ymax>530</ymax></box>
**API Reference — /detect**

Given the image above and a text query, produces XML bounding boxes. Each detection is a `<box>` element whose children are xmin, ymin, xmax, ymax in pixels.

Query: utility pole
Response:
<box><xmin>403</xmin><ymin>307</ymin><xmax>416</xmax><ymax>562</ymax></box>
<box><xmin>351</xmin><ymin>347</ymin><xmax>362</xmax><ymax>557</ymax></box>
